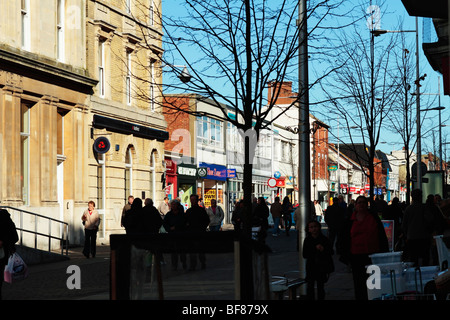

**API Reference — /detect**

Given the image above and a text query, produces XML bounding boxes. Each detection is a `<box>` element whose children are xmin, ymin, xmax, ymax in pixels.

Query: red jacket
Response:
<box><xmin>350</xmin><ymin>210</ymin><xmax>380</xmax><ymax>255</ymax></box>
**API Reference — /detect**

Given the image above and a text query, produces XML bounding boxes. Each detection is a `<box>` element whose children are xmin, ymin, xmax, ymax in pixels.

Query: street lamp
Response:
<box><xmin>371</xmin><ymin>17</ymin><xmax>422</xmax><ymax>190</ymax></box>
<box><xmin>162</xmin><ymin>64</ymin><xmax>192</xmax><ymax>83</ymax></box>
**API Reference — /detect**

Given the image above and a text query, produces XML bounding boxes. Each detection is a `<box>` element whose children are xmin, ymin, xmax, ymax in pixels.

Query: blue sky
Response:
<box><xmin>161</xmin><ymin>1</ymin><xmax>449</xmax><ymax>157</ymax></box>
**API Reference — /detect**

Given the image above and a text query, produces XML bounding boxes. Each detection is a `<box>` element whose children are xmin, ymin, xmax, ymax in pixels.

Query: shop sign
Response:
<box><xmin>178</xmin><ymin>165</ymin><xmax>197</xmax><ymax>177</ymax></box>
<box><xmin>328</xmin><ymin>165</ymin><xmax>338</xmax><ymax>171</ymax></box>
<box><xmin>227</xmin><ymin>169</ymin><xmax>237</xmax><ymax>179</ymax></box>
<box><xmin>199</xmin><ymin>162</ymin><xmax>227</xmax><ymax>181</ymax></box>
<box><xmin>165</xmin><ymin>158</ymin><xmax>176</xmax><ymax>175</ymax></box>
<box><xmin>197</xmin><ymin>167</ymin><xmax>208</xmax><ymax>178</ymax></box>
<box><xmin>276</xmin><ymin>178</ymin><xmax>285</xmax><ymax>187</ymax></box>
<box><xmin>274</xmin><ymin>171</ymin><xmax>281</xmax><ymax>178</ymax></box>
<box><xmin>93</xmin><ymin>136</ymin><xmax>110</xmax><ymax>154</ymax></box>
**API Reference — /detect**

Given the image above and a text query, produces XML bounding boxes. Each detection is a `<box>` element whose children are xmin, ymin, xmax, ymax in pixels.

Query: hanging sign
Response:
<box><xmin>93</xmin><ymin>136</ymin><xmax>110</xmax><ymax>154</ymax></box>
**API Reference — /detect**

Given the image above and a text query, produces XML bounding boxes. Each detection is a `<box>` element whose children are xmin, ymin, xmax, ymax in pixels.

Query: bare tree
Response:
<box><xmin>128</xmin><ymin>0</ymin><xmax>354</xmax><ymax>299</ymax></box>
<box><xmin>319</xmin><ymin>2</ymin><xmax>402</xmax><ymax>199</ymax></box>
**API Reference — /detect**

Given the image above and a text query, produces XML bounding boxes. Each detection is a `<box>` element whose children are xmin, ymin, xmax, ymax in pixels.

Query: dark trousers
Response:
<box><xmin>306</xmin><ymin>273</ymin><xmax>326</xmax><ymax>300</ymax></box>
<box><xmin>350</xmin><ymin>254</ymin><xmax>371</xmax><ymax>300</ymax></box>
<box><xmin>83</xmin><ymin>228</ymin><xmax>97</xmax><ymax>257</ymax></box>
<box><xmin>406</xmin><ymin>238</ymin><xmax>431</xmax><ymax>266</ymax></box>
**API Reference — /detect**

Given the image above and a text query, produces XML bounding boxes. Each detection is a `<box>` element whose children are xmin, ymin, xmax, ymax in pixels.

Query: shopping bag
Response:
<box><xmin>4</xmin><ymin>252</ymin><xmax>28</xmax><ymax>283</ymax></box>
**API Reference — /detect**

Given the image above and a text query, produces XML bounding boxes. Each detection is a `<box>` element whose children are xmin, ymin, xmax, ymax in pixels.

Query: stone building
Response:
<box><xmin>86</xmin><ymin>0</ymin><xmax>167</xmax><ymax>241</ymax></box>
<box><xmin>0</xmin><ymin>0</ymin><xmax>96</xmax><ymax>248</ymax></box>
<box><xmin>0</xmin><ymin>0</ymin><xmax>167</xmax><ymax>247</ymax></box>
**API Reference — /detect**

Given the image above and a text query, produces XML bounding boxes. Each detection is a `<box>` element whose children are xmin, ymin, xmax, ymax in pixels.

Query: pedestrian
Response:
<box><xmin>425</xmin><ymin>194</ymin><xmax>447</xmax><ymax>265</ymax></box>
<box><xmin>142</xmin><ymin>198</ymin><xmax>163</xmax><ymax>233</ymax></box>
<box><xmin>302</xmin><ymin>220</ymin><xmax>334</xmax><ymax>300</ymax></box>
<box><xmin>142</xmin><ymin>198</ymin><xmax>164</xmax><ymax>264</ymax></box>
<box><xmin>385</xmin><ymin>197</ymin><xmax>403</xmax><ymax>244</ymax></box>
<box><xmin>401</xmin><ymin>189</ymin><xmax>435</xmax><ymax>266</ymax></box>
<box><xmin>270</xmin><ymin>197</ymin><xmax>282</xmax><ymax>236</ymax></box>
<box><xmin>293</xmin><ymin>205</ymin><xmax>302</xmax><ymax>251</ymax></box>
<box><xmin>340</xmin><ymin>195</ymin><xmax>388</xmax><ymax>300</ymax></box>
<box><xmin>253</xmin><ymin>197</ymin><xmax>270</xmax><ymax>242</ymax></box>
<box><xmin>163</xmin><ymin>199</ymin><xmax>188</xmax><ymax>270</ymax></box>
<box><xmin>0</xmin><ymin>209</ymin><xmax>19</xmax><ymax>300</ymax></box>
<box><xmin>282</xmin><ymin>196</ymin><xmax>293</xmax><ymax>236</ymax></box>
<box><xmin>158</xmin><ymin>196</ymin><xmax>170</xmax><ymax>218</ymax></box>
<box><xmin>314</xmin><ymin>200</ymin><xmax>324</xmax><ymax>223</ymax></box>
<box><xmin>81</xmin><ymin>201</ymin><xmax>100</xmax><ymax>259</ymax></box>
<box><xmin>324</xmin><ymin>197</ymin><xmax>345</xmax><ymax>251</ymax></box>
<box><xmin>121</xmin><ymin>195</ymin><xmax>134</xmax><ymax>227</ymax></box>
<box><xmin>185</xmin><ymin>194</ymin><xmax>210</xmax><ymax>270</ymax></box>
<box><xmin>123</xmin><ymin>197</ymin><xmax>144</xmax><ymax>234</ymax></box>
<box><xmin>231</xmin><ymin>200</ymin><xmax>244</xmax><ymax>232</ymax></box>
<box><xmin>206</xmin><ymin>199</ymin><xmax>224</xmax><ymax>231</ymax></box>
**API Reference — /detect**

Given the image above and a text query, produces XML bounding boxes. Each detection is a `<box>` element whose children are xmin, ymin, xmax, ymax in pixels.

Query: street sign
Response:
<box><xmin>411</xmin><ymin>161</ymin><xmax>427</xmax><ymax>178</ymax></box>
<box><xmin>267</xmin><ymin>178</ymin><xmax>277</xmax><ymax>188</ymax></box>
<box><xmin>93</xmin><ymin>136</ymin><xmax>110</xmax><ymax>154</ymax></box>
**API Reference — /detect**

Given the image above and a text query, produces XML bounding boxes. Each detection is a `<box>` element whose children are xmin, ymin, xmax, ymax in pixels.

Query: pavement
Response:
<box><xmin>2</xmin><ymin>223</ymin><xmax>355</xmax><ymax>302</ymax></box>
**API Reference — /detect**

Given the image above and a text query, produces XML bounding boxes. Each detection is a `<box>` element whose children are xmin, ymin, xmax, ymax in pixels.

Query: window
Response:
<box><xmin>126</xmin><ymin>50</ymin><xmax>132</xmax><ymax>105</ymax></box>
<box><xmin>150</xmin><ymin>150</ymin><xmax>156</xmax><ymax>200</ymax></box>
<box><xmin>21</xmin><ymin>0</ymin><xmax>30</xmax><ymax>50</ymax></box>
<box><xmin>149</xmin><ymin>1</ymin><xmax>154</xmax><ymax>26</ymax></box>
<box><xmin>197</xmin><ymin>116</ymin><xmax>223</xmax><ymax>148</ymax></box>
<box><xmin>125</xmin><ymin>147</ymin><xmax>133</xmax><ymax>202</ymax></box>
<box><xmin>150</xmin><ymin>59</ymin><xmax>155</xmax><ymax>112</ymax></box>
<box><xmin>126</xmin><ymin>0</ymin><xmax>131</xmax><ymax>14</ymax></box>
<box><xmin>57</xmin><ymin>0</ymin><xmax>65</xmax><ymax>62</ymax></box>
<box><xmin>20</xmin><ymin>104</ymin><xmax>30</xmax><ymax>205</ymax></box>
<box><xmin>98</xmin><ymin>38</ymin><xmax>105</xmax><ymax>97</ymax></box>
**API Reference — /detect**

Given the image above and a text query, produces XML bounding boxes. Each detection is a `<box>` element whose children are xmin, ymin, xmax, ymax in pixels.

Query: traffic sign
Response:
<box><xmin>267</xmin><ymin>178</ymin><xmax>277</xmax><ymax>188</ymax></box>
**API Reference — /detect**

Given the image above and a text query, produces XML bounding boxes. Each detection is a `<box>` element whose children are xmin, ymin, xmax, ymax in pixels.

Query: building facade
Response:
<box><xmin>0</xmin><ymin>0</ymin><xmax>97</xmax><ymax>248</ymax></box>
<box><xmin>86</xmin><ymin>0</ymin><xmax>167</xmax><ymax>242</ymax></box>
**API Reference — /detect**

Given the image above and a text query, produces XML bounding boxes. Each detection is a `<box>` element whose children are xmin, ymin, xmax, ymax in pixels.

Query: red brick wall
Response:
<box><xmin>163</xmin><ymin>96</ymin><xmax>192</xmax><ymax>157</ymax></box>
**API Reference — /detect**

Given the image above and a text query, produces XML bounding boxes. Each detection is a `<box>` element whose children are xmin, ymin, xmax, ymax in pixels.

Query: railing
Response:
<box><xmin>0</xmin><ymin>206</ymin><xmax>69</xmax><ymax>256</ymax></box>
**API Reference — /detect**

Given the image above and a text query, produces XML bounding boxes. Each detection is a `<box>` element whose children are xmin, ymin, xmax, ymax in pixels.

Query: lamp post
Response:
<box><xmin>414</xmin><ymin>77</ymin><xmax>444</xmax><ymax>170</ymax></box>
<box><xmin>420</xmin><ymin>105</ymin><xmax>445</xmax><ymax>169</ymax></box>
<box><xmin>298</xmin><ymin>0</ymin><xmax>310</xmax><ymax>284</ymax></box>
<box><xmin>372</xmin><ymin>17</ymin><xmax>421</xmax><ymax>190</ymax></box>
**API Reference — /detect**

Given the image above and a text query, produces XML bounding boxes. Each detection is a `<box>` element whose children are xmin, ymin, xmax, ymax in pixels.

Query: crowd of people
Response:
<box><xmin>120</xmin><ymin>194</ymin><xmax>224</xmax><ymax>271</ymax></box>
<box><xmin>304</xmin><ymin>190</ymin><xmax>450</xmax><ymax>300</ymax></box>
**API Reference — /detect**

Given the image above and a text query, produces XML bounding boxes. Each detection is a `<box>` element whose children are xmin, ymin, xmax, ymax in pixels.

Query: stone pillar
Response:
<box><xmin>0</xmin><ymin>77</ymin><xmax>23</xmax><ymax>204</ymax></box>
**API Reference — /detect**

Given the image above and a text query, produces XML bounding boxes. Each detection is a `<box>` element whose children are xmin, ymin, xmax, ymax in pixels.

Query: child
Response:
<box><xmin>302</xmin><ymin>220</ymin><xmax>334</xmax><ymax>300</ymax></box>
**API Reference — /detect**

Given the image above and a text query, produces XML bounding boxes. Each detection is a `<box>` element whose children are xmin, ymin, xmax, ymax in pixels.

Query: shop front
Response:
<box><xmin>177</xmin><ymin>163</ymin><xmax>198</xmax><ymax>211</ymax></box>
<box><xmin>198</xmin><ymin>162</ymin><xmax>236</xmax><ymax>222</ymax></box>
<box><xmin>164</xmin><ymin>157</ymin><xmax>177</xmax><ymax>201</ymax></box>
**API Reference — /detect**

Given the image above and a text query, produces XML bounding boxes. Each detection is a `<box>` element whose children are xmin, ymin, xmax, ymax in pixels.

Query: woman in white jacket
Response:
<box><xmin>81</xmin><ymin>201</ymin><xmax>100</xmax><ymax>258</ymax></box>
<box><xmin>206</xmin><ymin>199</ymin><xmax>224</xmax><ymax>231</ymax></box>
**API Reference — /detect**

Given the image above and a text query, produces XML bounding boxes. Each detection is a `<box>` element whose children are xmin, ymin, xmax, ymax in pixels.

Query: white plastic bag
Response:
<box><xmin>4</xmin><ymin>252</ymin><xmax>28</xmax><ymax>283</ymax></box>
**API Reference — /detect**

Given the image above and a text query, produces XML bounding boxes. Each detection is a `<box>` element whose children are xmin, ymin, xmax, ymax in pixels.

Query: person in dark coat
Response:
<box><xmin>185</xmin><ymin>194</ymin><xmax>210</xmax><ymax>270</ymax></box>
<box><xmin>122</xmin><ymin>197</ymin><xmax>143</xmax><ymax>235</ymax></box>
<box><xmin>142</xmin><ymin>198</ymin><xmax>163</xmax><ymax>233</ymax></box>
<box><xmin>0</xmin><ymin>209</ymin><xmax>19</xmax><ymax>300</ymax></box>
<box><xmin>324</xmin><ymin>197</ymin><xmax>345</xmax><ymax>251</ymax></box>
<box><xmin>163</xmin><ymin>199</ymin><xmax>187</xmax><ymax>270</ymax></box>
<box><xmin>253</xmin><ymin>197</ymin><xmax>270</xmax><ymax>243</ymax></box>
<box><xmin>303</xmin><ymin>220</ymin><xmax>334</xmax><ymax>300</ymax></box>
